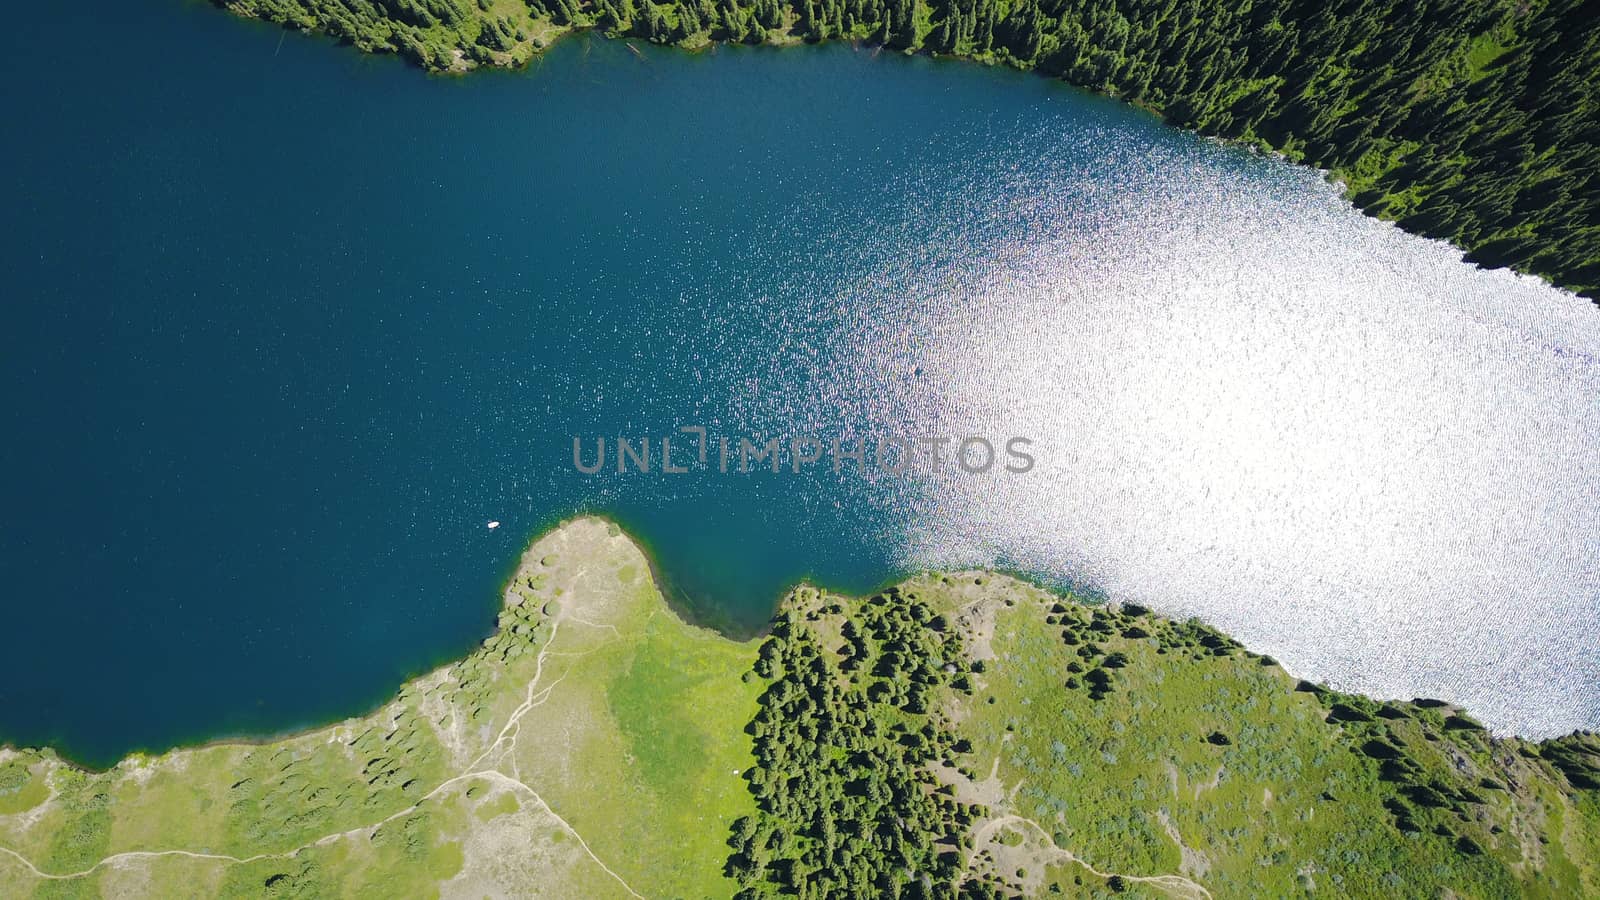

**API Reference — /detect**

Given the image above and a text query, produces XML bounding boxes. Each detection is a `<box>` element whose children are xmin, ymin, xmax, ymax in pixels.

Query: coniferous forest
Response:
<box><xmin>219</xmin><ymin>0</ymin><xmax>1600</xmax><ymax>302</ymax></box>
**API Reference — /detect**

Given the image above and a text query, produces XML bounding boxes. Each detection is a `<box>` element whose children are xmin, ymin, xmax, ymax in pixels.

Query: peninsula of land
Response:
<box><xmin>1</xmin><ymin>518</ymin><xmax>1597</xmax><ymax>898</ymax></box>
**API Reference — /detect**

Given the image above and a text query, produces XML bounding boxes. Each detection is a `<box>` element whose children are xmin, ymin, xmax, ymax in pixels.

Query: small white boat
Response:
<box><xmin>486</xmin><ymin>521</ymin><xmax>501</xmax><ymax>530</ymax></box>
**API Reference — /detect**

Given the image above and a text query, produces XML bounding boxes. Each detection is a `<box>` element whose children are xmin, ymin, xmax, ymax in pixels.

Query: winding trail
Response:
<box><xmin>0</xmin><ymin>609</ymin><xmax>645</xmax><ymax>899</ymax></box>
<box><xmin>969</xmin><ymin>813</ymin><xmax>1213</xmax><ymax>900</ymax></box>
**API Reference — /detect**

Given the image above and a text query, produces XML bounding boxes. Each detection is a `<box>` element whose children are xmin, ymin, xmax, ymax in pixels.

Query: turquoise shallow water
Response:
<box><xmin>3</xmin><ymin>2</ymin><xmax>1599</xmax><ymax>767</ymax></box>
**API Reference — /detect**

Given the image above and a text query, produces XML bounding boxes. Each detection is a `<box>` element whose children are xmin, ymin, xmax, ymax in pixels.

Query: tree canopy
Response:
<box><xmin>220</xmin><ymin>0</ymin><xmax>1600</xmax><ymax>300</ymax></box>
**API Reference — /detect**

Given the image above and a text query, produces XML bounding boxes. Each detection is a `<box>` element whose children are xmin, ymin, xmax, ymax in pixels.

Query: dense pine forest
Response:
<box><xmin>220</xmin><ymin>0</ymin><xmax>1600</xmax><ymax>302</ymax></box>
<box><xmin>731</xmin><ymin>588</ymin><xmax>984</xmax><ymax>897</ymax></box>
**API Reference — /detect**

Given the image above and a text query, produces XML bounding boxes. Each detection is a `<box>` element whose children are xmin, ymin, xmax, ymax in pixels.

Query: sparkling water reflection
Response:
<box><xmin>1</xmin><ymin>6</ymin><xmax>1596</xmax><ymax>763</ymax></box>
<box><xmin>724</xmin><ymin>115</ymin><xmax>1600</xmax><ymax>739</ymax></box>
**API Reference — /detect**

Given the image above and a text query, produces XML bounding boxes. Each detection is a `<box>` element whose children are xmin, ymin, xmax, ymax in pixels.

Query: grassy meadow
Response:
<box><xmin>1</xmin><ymin>520</ymin><xmax>1596</xmax><ymax>898</ymax></box>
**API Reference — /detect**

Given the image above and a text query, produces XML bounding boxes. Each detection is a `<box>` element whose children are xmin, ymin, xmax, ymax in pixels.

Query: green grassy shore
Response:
<box><xmin>1</xmin><ymin>518</ymin><xmax>1596</xmax><ymax>897</ymax></box>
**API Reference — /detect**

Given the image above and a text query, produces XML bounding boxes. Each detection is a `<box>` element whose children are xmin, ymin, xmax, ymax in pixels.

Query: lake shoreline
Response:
<box><xmin>216</xmin><ymin>6</ymin><xmax>1594</xmax><ymax>305</ymax></box>
<box><xmin>4</xmin><ymin>516</ymin><xmax>1597</xmax><ymax>897</ymax></box>
<box><xmin>1</xmin><ymin>516</ymin><xmax>1581</xmax><ymax>774</ymax></box>
<box><xmin>7</xmin><ymin>0</ymin><xmax>1595</xmax><ymax>789</ymax></box>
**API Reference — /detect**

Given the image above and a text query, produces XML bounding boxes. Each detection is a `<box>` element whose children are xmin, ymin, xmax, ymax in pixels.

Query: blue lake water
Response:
<box><xmin>4</xmin><ymin>1</ymin><xmax>1599</xmax><ymax>767</ymax></box>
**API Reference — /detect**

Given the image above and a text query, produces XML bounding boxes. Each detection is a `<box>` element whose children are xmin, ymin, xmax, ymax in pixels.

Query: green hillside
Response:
<box><xmin>1</xmin><ymin>520</ymin><xmax>1596</xmax><ymax>898</ymax></box>
<box><xmin>0</xmin><ymin>519</ymin><xmax>760</xmax><ymax>899</ymax></box>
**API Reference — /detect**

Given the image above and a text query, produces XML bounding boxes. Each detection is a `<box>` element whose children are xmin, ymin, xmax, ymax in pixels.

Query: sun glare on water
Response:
<box><xmin>756</xmin><ymin>139</ymin><xmax>1600</xmax><ymax>737</ymax></box>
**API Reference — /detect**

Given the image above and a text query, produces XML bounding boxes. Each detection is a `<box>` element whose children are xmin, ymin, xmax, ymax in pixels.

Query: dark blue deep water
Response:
<box><xmin>4</xmin><ymin>1</ymin><xmax>1598</xmax><ymax>766</ymax></box>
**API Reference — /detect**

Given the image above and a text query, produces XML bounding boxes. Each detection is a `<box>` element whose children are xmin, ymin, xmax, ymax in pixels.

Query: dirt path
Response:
<box><xmin>969</xmin><ymin>813</ymin><xmax>1213</xmax><ymax>900</ymax></box>
<box><xmin>0</xmin><ymin>608</ymin><xmax>645</xmax><ymax>899</ymax></box>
